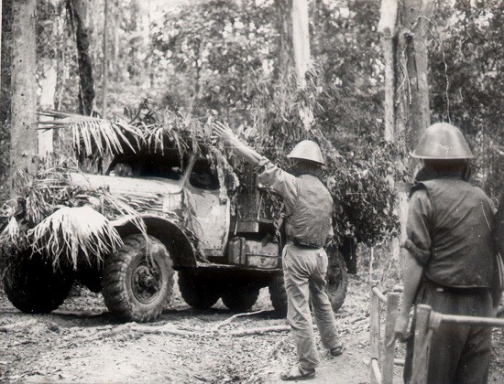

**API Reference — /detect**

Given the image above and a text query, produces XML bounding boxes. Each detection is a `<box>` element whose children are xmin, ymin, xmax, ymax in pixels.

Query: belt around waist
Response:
<box><xmin>425</xmin><ymin>279</ymin><xmax>489</xmax><ymax>295</ymax></box>
<box><xmin>290</xmin><ymin>238</ymin><xmax>322</xmax><ymax>249</ymax></box>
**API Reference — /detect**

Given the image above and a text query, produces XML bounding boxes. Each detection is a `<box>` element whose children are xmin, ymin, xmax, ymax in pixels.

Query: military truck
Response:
<box><xmin>3</xmin><ymin>141</ymin><xmax>347</xmax><ymax>322</ymax></box>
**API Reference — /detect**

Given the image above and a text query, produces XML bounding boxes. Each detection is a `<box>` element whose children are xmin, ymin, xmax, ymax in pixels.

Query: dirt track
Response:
<box><xmin>1</xmin><ymin>275</ymin><xmax>504</xmax><ymax>383</ymax></box>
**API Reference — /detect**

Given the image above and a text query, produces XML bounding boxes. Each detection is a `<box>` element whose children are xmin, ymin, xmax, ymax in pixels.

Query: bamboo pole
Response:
<box><xmin>372</xmin><ymin>286</ymin><xmax>388</xmax><ymax>304</ymax></box>
<box><xmin>370</xmin><ymin>282</ymin><xmax>381</xmax><ymax>384</ymax></box>
<box><xmin>383</xmin><ymin>292</ymin><xmax>399</xmax><ymax>384</ymax></box>
<box><xmin>394</xmin><ymin>358</ymin><xmax>405</xmax><ymax>366</ymax></box>
<box><xmin>411</xmin><ymin>304</ymin><xmax>430</xmax><ymax>384</ymax></box>
<box><xmin>372</xmin><ymin>359</ymin><xmax>382</xmax><ymax>384</ymax></box>
<box><xmin>440</xmin><ymin>314</ymin><xmax>504</xmax><ymax>327</ymax></box>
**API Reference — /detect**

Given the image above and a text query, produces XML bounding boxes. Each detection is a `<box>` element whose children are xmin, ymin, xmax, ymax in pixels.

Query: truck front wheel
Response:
<box><xmin>3</xmin><ymin>252</ymin><xmax>74</xmax><ymax>313</ymax></box>
<box><xmin>102</xmin><ymin>234</ymin><xmax>174</xmax><ymax>322</ymax></box>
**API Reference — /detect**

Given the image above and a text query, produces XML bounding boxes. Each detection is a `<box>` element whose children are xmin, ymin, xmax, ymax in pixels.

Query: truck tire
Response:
<box><xmin>325</xmin><ymin>247</ymin><xmax>348</xmax><ymax>312</ymax></box>
<box><xmin>3</xmin><ymin>253</ymin><xmax>74</xmax><ymax>313</ymax></box>
<box><xmin>269</xmin><ymin>274</ymin><xmax>288</xmax><ymax>318</ymax></box>
<box><xmin>102</xmin><ymin>234</ymin><xmax>174</xmax><ymax>322</ymax></box>
<box><xmin>221</xmin><ymin>284</ymin><xmax>260</xmax><ymax>312</ymax></box>
<box><xmin>178</xmin><ymin>270</ymin><xmax>221</xmax><ymax>310</ymax></box>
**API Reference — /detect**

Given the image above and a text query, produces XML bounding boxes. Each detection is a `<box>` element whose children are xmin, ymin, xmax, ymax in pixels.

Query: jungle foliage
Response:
<box><xmin>2</xmin><ymin>0</ymin><xmax>504</xmax><ymax>251</ymax></box>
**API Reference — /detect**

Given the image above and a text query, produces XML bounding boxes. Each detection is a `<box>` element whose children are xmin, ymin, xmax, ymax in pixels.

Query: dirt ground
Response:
<box><xmin>1</xmin><ymin>274</ymin><xmax>504</xmax><ymax>384</ymax></box>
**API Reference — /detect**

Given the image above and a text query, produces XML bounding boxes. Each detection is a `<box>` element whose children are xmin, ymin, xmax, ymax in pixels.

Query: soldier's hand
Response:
<box><xmin>212</xmin><ymin>122</ymin><xmax>236</xmax><ymax>145</ymax></box>
<box><xmin>387</xmin><ymin>312</ymin><xmax>411</xmax><ymax>347</ymax></box>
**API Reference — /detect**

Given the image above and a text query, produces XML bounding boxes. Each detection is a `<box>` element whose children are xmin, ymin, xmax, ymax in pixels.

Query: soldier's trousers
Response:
<box><xmin>282</xmin><ymin>243</ymin><xmax>341</xmax><ymax>370</ymax></box>
<box><xmin>404</xmin><ymin>279</ymin><xmax>493</xmax><ymax>384</ymax></box>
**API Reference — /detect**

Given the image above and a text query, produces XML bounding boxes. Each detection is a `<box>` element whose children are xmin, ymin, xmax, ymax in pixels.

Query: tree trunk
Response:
<box><xmin>402</xmin><ymin>0</ymin><xmax>432</xmax><ymax>156</ymax></box>
<box><xmin>38</xmin><ymin>60</ymin><xmax>57</xmax><ymax>157</ymax></box>
<box><xmin>378</xmin><ymin>0</ymin><xmax>398</xmax><ymax>142</ymax></box>
<box><xmin>379</xmin><ymin>0</ymin><xmax>432</xmax><ymax>278</ymax></box>
<box><xmin>274</xmin><ymin>0</ymin><xmax>294</xmax><ymax>81</ymax></box>
<box><xmin>10</xmin><ymin>0</ymin><xmax>37</xmax><ymax>194</ymax></box>
<box><xmin>67</xmin><ymin>0</ymin><xmax>95</xmax><ymax>116</ymax></box>
<box><xmin>102</xmin><ymin>0</ymin><xmax>109</xmax><ymax>119</ymax></box>
<box><xmin>396</xmin><ymin>0</ymin><xmax>433</xmax><ymax>174</ymax></box>
<box><xmin>0</xmin><ymin>0</ymin><xmax>3</xmax><ymax>92</ymax></box>
<box><xmin>291</xmin><ymin>0</ymin><xmax>310</xmax><ymax>89</ymax></box>
<box><xmin>1</xmin><ymin>0</ymin><xmax>12</xmax><ymax>126</ymax></box>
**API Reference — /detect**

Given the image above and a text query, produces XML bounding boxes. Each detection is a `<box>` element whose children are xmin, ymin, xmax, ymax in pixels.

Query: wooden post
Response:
<box><xmin>411</xmin><ymin>304</ymin><xmax>431</xmax><ymax>384</ymax></box>
<box><xmin>370</xmin><ymin>282</ymin><xmax>381</xmax><ymax>384</ymax></box>
<box><xmin>383</xmin><ymin>292</ymin><xmax>400</xmax><ymax>384</ymax></box>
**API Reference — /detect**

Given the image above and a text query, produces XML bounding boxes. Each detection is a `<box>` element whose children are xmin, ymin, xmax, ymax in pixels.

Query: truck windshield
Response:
<box><xmin>107</xmin><ymin>151</ymin><xmax>185</xmax><ymax>181</ymax></box>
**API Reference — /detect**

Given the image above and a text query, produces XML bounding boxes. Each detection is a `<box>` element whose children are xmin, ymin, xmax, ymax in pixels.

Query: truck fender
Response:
<box><xmin>111</xmin><ymin>214</ymin><xmax>199</xmax><ymax>267</ymax></box>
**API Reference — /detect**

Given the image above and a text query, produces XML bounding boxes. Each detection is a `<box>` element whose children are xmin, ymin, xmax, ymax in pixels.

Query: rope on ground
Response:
<box><xmin>211</xmin><ymin>309</ymin><xmax>267</xmax><ymax>331</ymax></box>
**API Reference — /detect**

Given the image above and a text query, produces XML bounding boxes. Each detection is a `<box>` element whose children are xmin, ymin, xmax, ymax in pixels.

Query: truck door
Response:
<box><xmin>184</xmin><ymin>157</ymin><xmax>230</xmax><ymax>257</ymax></box>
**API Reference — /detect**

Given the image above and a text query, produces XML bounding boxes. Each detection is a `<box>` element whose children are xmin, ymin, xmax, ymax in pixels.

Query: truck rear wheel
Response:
<box><xmin>325</xmin><ymin>247</ymin><xmax>348</xmax><ymax>312</ymax></box>
<box><xmin>221</xmin><ymin>284</ymin><xmax>260</xmax><ymax>312</ymax></box>
<box><xmin>269</xmin><ymin>274</ymin><xmax>288</xmax><ymax>318</ymax></box>
<box><xmin>178</xmin><ymin>270</ymin><xmax>221</xmax><ymax>310</ymax></box>
<box><xmin>102</xmin><ymin>234</ymin><xmax>174</xmax><ymax>322</ymax></box>
<box><xmin>3</xmin><ymin>252</ymin><xmax>74</xmax><ymax>313</ymax></box>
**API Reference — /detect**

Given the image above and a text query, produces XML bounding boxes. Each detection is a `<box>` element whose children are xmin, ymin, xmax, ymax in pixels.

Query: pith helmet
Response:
<box><xmin>411</xmin><ymin>122</ymin><xmax>474</xmax><ymax>159</ymax></box>
<box><xmin>287</xmin><ymin>140</ymin><xmax>325</xmax><ymax>165</ymax></box>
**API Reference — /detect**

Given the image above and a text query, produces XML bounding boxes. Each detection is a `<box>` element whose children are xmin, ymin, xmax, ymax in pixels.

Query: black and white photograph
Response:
<box><xmin>1</xmin><ymin>0</ymin><xmax>504</xmax><ymax>383</ymax></box>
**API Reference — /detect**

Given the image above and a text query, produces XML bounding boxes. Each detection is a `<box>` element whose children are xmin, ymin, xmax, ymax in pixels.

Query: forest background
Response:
<box><xmin>1</xmin><ymin>0</ymin><xmax>504</xmax><ymax>276</ymax></box>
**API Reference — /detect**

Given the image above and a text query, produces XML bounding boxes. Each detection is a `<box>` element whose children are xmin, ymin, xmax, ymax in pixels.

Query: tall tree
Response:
<box><xmin>378</xmin><ymin>0</ymin><xmax>397</xmax><ymax>142</ymax></box>
<box><xmin>102</xmin><ymin>0</ymin><xmax>109</xmax><ymax>119</ymax></box>
<box><xmin>400</xmin><ymin>0</ymin><xmax>432</xmax><ymax>157</ymax></box>
<box><xmin>378</xmin><ymin>0</ymin><xmax>432</xmax><ymax>175</ymax></box>
<box><xmin>67</xmin><ymin>0</ymin><xmax>95</xmax><ymax>116</ymax></box>
<box><xmin>275</xmin><ymin>0</ymin><xmax>294</xmax><ymax>81</ymax></box>
<box><xmin>0</xmin><ymin>0</ymin><xmax>12</xmax><ymax>126</ymax></box>
<box><xmin>291</xmin><ymin>0</ymin><xmax>310</xmax><ymax>89</ymax></box>
<box><xmin>10</xmin><ymin>0</ymin><xmax>37</xmax><ymax>193</ymax></box>
<box><xmin>393</xmin><ymin>0</ymin><xmax>432</xmax><ymax>168</ymax></box>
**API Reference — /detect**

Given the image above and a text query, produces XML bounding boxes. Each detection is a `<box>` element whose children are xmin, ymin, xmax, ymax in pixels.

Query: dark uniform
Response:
<box><xmin>403</xmin><ymin>177</ymin><xmax>495</xmax><ymax>384</ymax></box>
<box><xmin>257</xmin><ymin>158</ymin><xmax>341</xmax><ymax>372</ymax></box>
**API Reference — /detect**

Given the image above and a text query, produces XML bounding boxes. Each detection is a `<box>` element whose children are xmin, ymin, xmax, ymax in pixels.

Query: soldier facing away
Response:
<box><xmin>392</xmin><ymin>122</ymin><xmax>498</xmax><ymax>384</ymax></box>
<box><xmin>213</xmin><ymin>123</ymin><xmax>343</xmax><ymax>381</ymax></box>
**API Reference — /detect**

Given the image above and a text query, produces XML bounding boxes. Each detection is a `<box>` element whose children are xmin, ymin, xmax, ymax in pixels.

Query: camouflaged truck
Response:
<box><xmin>3</xmin><ymin>143</ymin><xmax>348</xmax><ymax>322</ymax></box>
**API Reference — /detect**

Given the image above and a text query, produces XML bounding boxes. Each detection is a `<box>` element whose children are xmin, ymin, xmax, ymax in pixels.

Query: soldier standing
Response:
<box><xmin>213</xmin><ymin>123</ymin><xmax>343</xmax><ymax>381</ymax></box>
<box><xmin>392</xmin><ymin>123</ymin><xmax>497</xmax><ymax>384</ymax></box>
